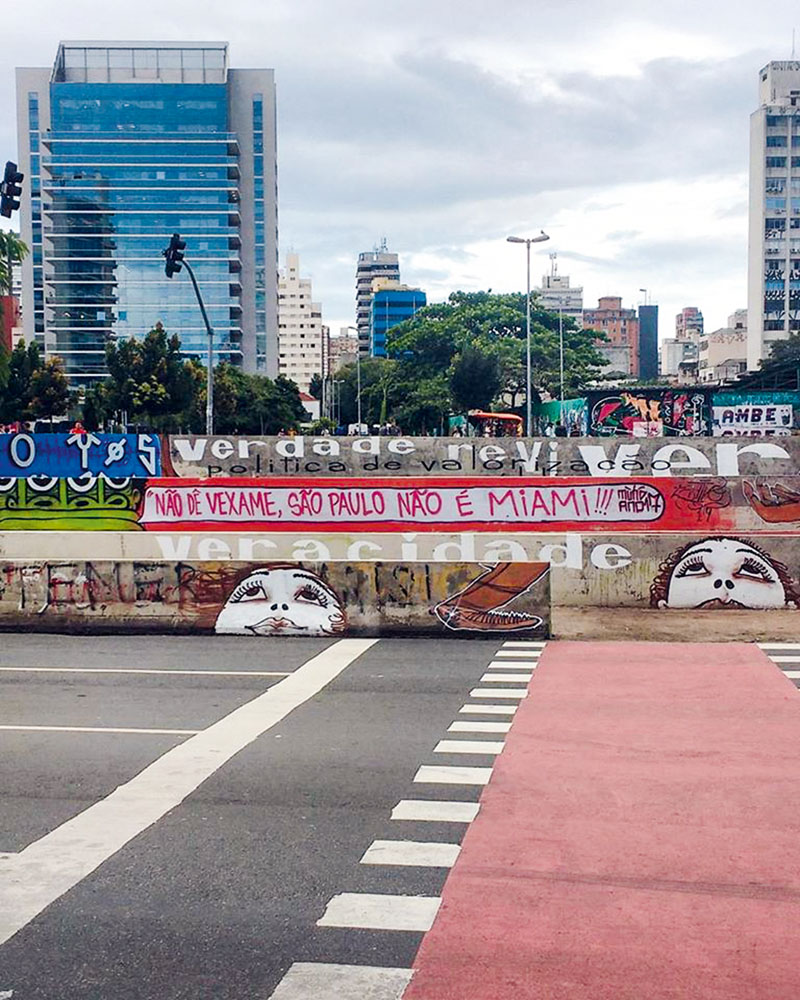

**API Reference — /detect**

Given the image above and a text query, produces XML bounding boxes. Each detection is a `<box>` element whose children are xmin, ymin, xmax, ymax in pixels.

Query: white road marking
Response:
<box><xmin>502</xmin><ymin>641</ymin><xmax>545</xmax><ymax>647</ymax></box>
<box><xmin>414</xmin><ymin>764</ymin><xmax>492</xmax><ymax>785</ymax></box>
<box><xmin>0</xmin><ymin>725</ymin><xmax>199</xmax><ymax>736</ymax></box>
<box><xmin>448</xmin><ymin>721</ymin><xmax>510</xmax><ymax>733</ymax></box>
<box><xmin>459</xmin><ymin>704</ymin><xmax>517</xmax><ymax>715</ymax></box>
<box><xmin>391</xmin><ymin>799</ymin><xmax>480</xmax><ymax>823</ymax></box>
<box><xmin>480</xmin><ymin>672</ymin><xmax>533</xmax><ymax>683</ymax></box>
<box><xmin>0</xmin><ymin>667</ymin><xmax>290</xmax><ymax>677</ymax></box>
<box><xmin>781</xmin><ymin>671</ymin><xmax>800</xmax><ymax>679</ymax></box>
<box><xmin>270</xmin><ymin>962</ymin><xmax>412</xmax><ymax>1000</ymax></box>
<box><xmin>768</xmin><ymin>656</ymin><xmax>800</xmax><ymax>663</ymax></box>
<box><xmin>486</xmin><ymin>660</ymin><xmax>536</xmax><ymax>670</ymax></box>
<box><xmin>317</xmin><ymin>892</ymin><xmax>440</xmax><ymax>932</ymax></box>
<box><xmin>493</xmin><ymin>649</ymin><xmax>540</xmax><ymax>658</ymax></box>
<box><xmin>758</xmin><ymin>643</ymin><xmax>800</xmax><ymax>649</ymax></box>
<box><xmin>0</xmin><ymin>639</ymin><xmax>377</xmax><ymax>947</ymax></box>
<box><xmin>0</xmin><ymin>991</ymin><xmax>13</xmax><ymax>999</ymax></box>
<box><xmin>360</xmin><ymin>839</ymin><xmax>460</xmax><ymax>868</ymax></box>
<box><xmin>469</xmin><ymin>688</ymin><xmax>528</xmax><ymax>699</ymax></box>
<box><xmin>434</xmin><ymin>739</ymin><xmax>504</xmax><ymax>755</ymax></box>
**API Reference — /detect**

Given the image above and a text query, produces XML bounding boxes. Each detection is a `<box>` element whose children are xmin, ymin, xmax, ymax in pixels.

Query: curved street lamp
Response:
<box><xmin>507</xmin><ymin>231</ymin><xmax>550</xmax><ymax>436</ymax></box>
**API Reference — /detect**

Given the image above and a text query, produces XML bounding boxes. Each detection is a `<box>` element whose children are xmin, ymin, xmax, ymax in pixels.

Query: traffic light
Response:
<box><xmin>0</xmin><ymin>161</ymin><xmax>23</xmax><ymax>218</ymax></box>
<box><xmin>163</xmin><ymin>233</ymin><xmax>186</xmax><ymax>278</ymax></box>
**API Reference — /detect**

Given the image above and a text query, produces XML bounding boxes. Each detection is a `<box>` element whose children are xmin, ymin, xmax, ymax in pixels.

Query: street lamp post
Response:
<box><xmin>346</xmin><ymin>326</ymin><xmax>362</xmax><ymax>432</ymax></box>
<box><xmin>558</xmin><ymin>304</ymin><xmax>564</xmax><ymax>428</ymax></box>
<box><xmin>507</xmin><ymin>231</ymin><xmax>550</xmax><ymax>436</ymax></box>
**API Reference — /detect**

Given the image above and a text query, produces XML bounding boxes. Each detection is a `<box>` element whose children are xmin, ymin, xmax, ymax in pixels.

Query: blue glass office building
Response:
<box><xmin>16</xmin><ymin>42</ymin><xmax>278</xmax><ymax>386</ymax></box>
<box><xmin>370</xmin><ymin>285</ymin><xmax>426</xmax><ymax>357</ymax></box>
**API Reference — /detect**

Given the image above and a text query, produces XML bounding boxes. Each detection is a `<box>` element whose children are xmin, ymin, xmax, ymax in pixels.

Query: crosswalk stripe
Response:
<box><xmin>769</xmin><ymin>656</ymin><xmax>800</xmax><ymax>663</ymax></box>
<box><xmin>459</xmin><ymin>704</ymin><xmax>517</xmax><ymax>715</ymax></box>
<box><xmin>414</xmin><ymin>764</ymin><xmax>492</xmax><ymax>785</ymax></box>
<box><xmin>469</xmin><ymin>688</ymin><xmax>527</xmax><ymax>699</ymax></box>
<box><xmin>317</xmin><ymin>892</ymin><xmax>440</xmax><ymax>931</ymax></box>
<box><xmin>391</xmin><ymin>799</ymin><xmax>480</xmax><ymax>823</ymax></box>
<box><xmin>502</xmin><ymin>641</ymin><xmax>546</xmax><ymax>647</ymax></box>
<box><xmin>269</xmin><ymin>962</ymin><xmax>412</xmax><ymax>999</ymax></box>
<box><xmin>434</xmin><ymin>739</ymin><xmax>504</xmax><ymax>755</ymax></box>
<box><xmin>494</xmin><ymin>649</ymin><xmax>540</xmax><ymax>658</ymax></box>
<box><xmin>758</xmin><ymin>643</ymin><xmax>800</xmax><ymax>649</ymax></box>
<box><xmin>480</xmin><ymin>672</ymin><xmax>533</xmax><ymax>683</ymax></box>
<box><xmin>448</xmin><ymin>721</ymin><xmax>511</xmax><ymax>734</ymax></box>
<box><xmin>486</xmin><ymin>660</ymin><xmax>536</xmax><ymax>670</ymax></box>
<box><xmin>360</xmin><ymin>839</ymin><xmax>460</xmax><ymax>868</ymax></box>
<box><xmin>781</xmin><ymin>670</ymin><xmax>800</xmax><ymax>679</ymax></box>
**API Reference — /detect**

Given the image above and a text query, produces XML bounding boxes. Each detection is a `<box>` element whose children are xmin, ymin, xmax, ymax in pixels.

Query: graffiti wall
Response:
<box><xmin>5</xmin><ymin>474</ymin><xmax>800</xmax><ymax>534</ymax></box>
<box><xmin>711</xmin><ymin>391</ymin><xmax>800</xmax><ymax>437</ymax></box>
<box><xmin>0</xmin><ymin>560</ymin><xmax>550</xmax><ymax>637</ymax></box>
<box><xmin>0</xmin><ymin>434</ymin><xmax>160</xmax><ymax>477</ymax></box>
<box><xmin>585</xmin><ymin>389</ymin><xmax>713</xmax><ymax>437</ymax></box>
<box><xmin>163</xmin><ymin>435</ymin><xmax>800</xmax><ymax>478</ymax></box>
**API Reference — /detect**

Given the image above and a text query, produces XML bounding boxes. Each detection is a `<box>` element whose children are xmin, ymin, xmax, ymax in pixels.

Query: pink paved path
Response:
<box><xmin>405</xmin><ymin>642</ymin><xmax>800</xmax><ymax>1000</ymax></box>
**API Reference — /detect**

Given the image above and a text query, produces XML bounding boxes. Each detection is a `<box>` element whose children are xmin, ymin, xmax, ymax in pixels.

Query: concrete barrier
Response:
<box><xmin>0</xmin><ymin>560</ymin><xmax>550</xmax><ymax>637</ymax></box>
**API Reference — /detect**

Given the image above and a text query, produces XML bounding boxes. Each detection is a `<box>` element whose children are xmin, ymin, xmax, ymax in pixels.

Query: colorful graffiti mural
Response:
<box><xmin>3</xmin><ymin>474</ymin><xmax>800</xmax><ymax>532</ymax></box>
<box><xmin>0</xmin><ymin>560</ymin><xmax>550</xmax><ymax>636</ymax></box>
<box><xmin>586</xmin><ymin>390</ymin><xmax>711</xmax><ymax>437</ymax></box>
<box><xmin>0</xmin><ymin>434</ymin><xmax>160</xmax><ymax>478</ymax></box>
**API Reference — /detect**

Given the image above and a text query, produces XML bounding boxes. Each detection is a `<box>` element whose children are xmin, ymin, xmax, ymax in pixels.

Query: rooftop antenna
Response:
<box><xmin>793</xmin><ymin>28</ymin><xmax>797</xmax><ymax>59</ymax></box>
<box><xmin>549</xmin><ymin>252</ymin><xmax>558</xmax><ymax>278</ymax></box>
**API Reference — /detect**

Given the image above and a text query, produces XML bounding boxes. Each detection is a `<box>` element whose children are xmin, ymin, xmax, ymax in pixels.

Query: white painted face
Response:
<box><xmin>663</xmin><ymin>538</ymin><xmax>791</xmax><ymax>609</ymax></box>
<box><xmin>215</xmin><ymin>568</ymin><xmax>347</xmax><ymax>636</ymax></box>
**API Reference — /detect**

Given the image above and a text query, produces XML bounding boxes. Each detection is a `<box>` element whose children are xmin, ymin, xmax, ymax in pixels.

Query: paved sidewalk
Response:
<box><xmin>404</xmin><ymin>641</ymin><xmax>800</xmax><ymax>1000</ymax></box>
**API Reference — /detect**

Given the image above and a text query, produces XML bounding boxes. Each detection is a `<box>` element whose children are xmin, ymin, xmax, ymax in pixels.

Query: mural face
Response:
<box><xmin>650</xmin><ymin>537</ymin><xmax>800</xmax><ymax>610</ymax></box>
<box><xmin>433</xmin><ymin>562</ymin><xmax>549</xmax><ymax>632</ymax></box>
<box><xmin>743</xmin><ymin>479</ymin><xmax>800</xmax><ymax>523</ymax></box>
<box><xmin>214</xmin><ymin>566</ymin><xmax>347</xmax><ymax>636</ymax></box>
<box><xmin>0</xmin><ymin>475</ymin><xmax>144</xmax><ymax>530</ymax></box>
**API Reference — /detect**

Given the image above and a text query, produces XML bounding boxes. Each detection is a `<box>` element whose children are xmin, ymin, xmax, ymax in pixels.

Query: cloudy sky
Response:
<box><xmin>0</xmin><ymin>0</ymin><xmax>797</xmax><ymax>341</ymax></box>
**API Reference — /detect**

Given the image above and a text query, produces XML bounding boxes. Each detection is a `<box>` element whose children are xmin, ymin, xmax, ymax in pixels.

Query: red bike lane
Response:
<box><xmin>404</xmin><ymin>641</ymin><xmax>800</xmax><ymax>1000</ymax></box>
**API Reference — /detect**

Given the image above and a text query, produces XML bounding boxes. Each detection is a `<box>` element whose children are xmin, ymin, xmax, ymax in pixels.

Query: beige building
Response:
<box><xmin>330</xmin><ymin>328</ymin><xmax>359</xmax><ymax>372</ymax></box>
<box><xmin>277</xmin><ymin>253</ymin><xmax>324</xmax><ymax>393</ymax></box>
<box><xmin>698</xmin><ymin>310</ymin><xmax>748</xmax><ymax>384</ymax></box>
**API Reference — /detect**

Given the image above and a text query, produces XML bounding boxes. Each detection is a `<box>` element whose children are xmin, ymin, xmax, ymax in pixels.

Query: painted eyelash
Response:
<box><xmin>739</xmin><ymin>557</ymin><xmax>773</xmax><ymax>580</ymax></box>
<box><xmin>675</xmin><ymin>554</ymin><xmax>707</xmax><ymax>577</ymax></box>
<box><xmin>295</xmin><ymin>584</ymin><xmax>328</xmax><ymax>606</ymax></box>
<box><xmin>231</xmin><ymin>579</ymin><xmax>269</xmax><ymax>601</ymax></box>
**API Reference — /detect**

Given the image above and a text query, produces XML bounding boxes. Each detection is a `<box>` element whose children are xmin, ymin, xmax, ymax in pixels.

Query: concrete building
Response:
<box><xmin>698</xmin><ymin>310</ymin><xmax>748</xmax><ymax>384</ymax></box>
<box><xmin>16</xmin><ymin>41</ymin><xmax>278</xmax><ymax>386</ymax></box>
<box><xmin>660</xmin><ymin>338</ymin><xmax>699</xmax><ymax>380</ymax></box>
<box><xmin>277</xmin><ymin>252</ymin><xmax>324</xmax><ymax>394</ymax></box>
<box><xmin>369</xmin><ymin>279</ymin><xmax>426</xmax><ymax>357</ymax></box>
<box><xmin>534</xmin><ymin>254</ymin><xmax>583</xmax><ymax>326</ymax></box>
<box><xmin>676</xmin><ymin>306</ymin><xmax>703</xmax><ymax>340</ymax></box>
<box><xmin>638</xmin><ymin>304</ymin><xmax>659</xmax><ymax>381</ymax></box>
<box><xmin>355</xmin><ymin>241</ymin><xmax>399</xmax><ymax>355</ymax></box>
<box><xmin>329</xmin><ymin>328</ymin><xmax>359</xmax><ymax>372</ymax></box>
<box><xmin>747</xmin><ymin>61</ymin><xmax>800</xmax><ymax>369</ymax></box>
<box><xmin>583</xmin><ymin>296</ymin><xmax>640</xmax><ymax>376</ymax></box>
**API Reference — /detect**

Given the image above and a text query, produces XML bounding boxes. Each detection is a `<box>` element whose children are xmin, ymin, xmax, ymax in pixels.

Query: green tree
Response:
<box><xmin>308</xmin><ymin>372</ymin><xmax>324</xmax><ymax>400</ymax></box>
<box><xmin>30</xmin><ymin>355</ymin><xmax>70</xmax><ymax>428</ymax></box>
<box><xmin>0</xmin><ymin>232</ymin><xmax>28</xmax><ymax>295</ymax></box>
<box><xmin>449</xmin><ymin>344</ymin><xmax>502</xmax><ymax>412</ymax></box>
<box><xmin>0</xmin><ymin>339</ymin><xmax>42</xmax><ymax>423</ymax></box>
<box><xmin>104</xmin><ymin>322</ymin><xmax>198</xmax><ymax>429</ymax></box>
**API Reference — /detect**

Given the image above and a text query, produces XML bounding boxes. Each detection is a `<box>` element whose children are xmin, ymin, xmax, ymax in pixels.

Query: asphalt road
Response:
<box><xmin>0</xmin><ymin>633</ymin><xmax>512</xmax><ymax>1000</ymax></box>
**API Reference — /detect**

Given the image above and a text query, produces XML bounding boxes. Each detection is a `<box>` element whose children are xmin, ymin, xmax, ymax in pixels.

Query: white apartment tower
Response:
<box><xmin>534</xmin><ymin>255</ymin><xmax>583</xmax><ymax>326</ymax></box>
<box><xmin>277</xmin><ymin>252</ymin><xmax>324</xmax><ymax>393</ymax></box>
<box><xmin>748</xmin><ymin>61</ymin><xmax>800</xmax><ymax>368</ymax></box>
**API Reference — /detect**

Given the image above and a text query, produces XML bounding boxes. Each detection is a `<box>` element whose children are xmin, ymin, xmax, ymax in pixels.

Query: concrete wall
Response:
<box><xmin>0</xmin><ymin>559</ymin><xmax>550</xmax><ymax>637</ymax></box>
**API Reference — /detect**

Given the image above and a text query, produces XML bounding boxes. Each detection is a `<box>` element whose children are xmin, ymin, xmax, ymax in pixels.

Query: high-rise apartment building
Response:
<box><xmin>583</xmin><ymin>296</ymin><xmax>640</xmax><ymax>376</ymax></box>
<box><xmin>675</xmin><ymin>306</ymin><xmax>703</xmax><ymax>340</ymax></box>
<box><xmin>277</xmin><ymin>252</ymin><xmax>324</xmax><ymax>394</ymax></box>
<box><xmin>747</xmin><ymin>60</ymin><xmax>800</xmax><ymax>369</ymax></box>
<box><xmin>355</xmin><ymin>241</ymin><xmax>399</xmax><ymax>355</ymax></box>
<box><xmin>638</xmin><ymin>304</ymin><xmax>659</xmax><ymax>380</ymax></box>
<box><xmin>534</xmin><ymin>255</ymin><xmax>583</xmax><ymax>326</ymax></box>
<box><xmin>16</xmin><ymin>41</ymin><xmax>278</xmax><ymax>386</ymax></box>
<box><xmin>369</xmin><ymin>279</ymin><xmax>426</xmax><ymax>357</ymax></box>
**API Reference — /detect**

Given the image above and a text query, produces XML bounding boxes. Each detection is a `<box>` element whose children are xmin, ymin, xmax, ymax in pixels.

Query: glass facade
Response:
<box><xmin>18</xmin><ymin>42</ymin><xmax>276</xmax><ymax>386</ymax></box>
<box><xmin>370</xmin><ymin>288</ymin><xmax>426</xmax><ymax>357</ymax></box>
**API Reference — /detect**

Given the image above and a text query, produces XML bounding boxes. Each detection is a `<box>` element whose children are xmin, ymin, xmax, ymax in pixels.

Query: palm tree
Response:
<box><xmin>0</xmin><ymin>232</ymin><xmax>28</xmax><ymax>294</ymax></box>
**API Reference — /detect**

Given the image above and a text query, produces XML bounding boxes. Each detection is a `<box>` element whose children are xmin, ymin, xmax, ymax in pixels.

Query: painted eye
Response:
<box><xmin>675</xmin><ymin>556</ymin><xmax>708</xmax><ymax>578</ymax></box>
<box><xmin>736</xmin><ymin>558</ymin><xmax>773</xmax><ymax>583</ymax></box>
<box><xmin>230</xmin><ymin>578</ymin><xmax>269</xmax><ymax>603</ymax></box>
<box><xmin>294</xmin><ymin>584</ymin><xmax>328</xmax><ymax>607</ymax></box>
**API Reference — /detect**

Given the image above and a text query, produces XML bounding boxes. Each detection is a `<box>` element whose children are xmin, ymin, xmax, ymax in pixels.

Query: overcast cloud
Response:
<box><xmin>0</xmin><ymin>0</ymin><xmax>797</xmax><ymax>339</ymax></box>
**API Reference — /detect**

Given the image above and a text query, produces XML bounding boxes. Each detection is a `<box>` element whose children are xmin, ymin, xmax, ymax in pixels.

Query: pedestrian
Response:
<box><xmin>70</xmin><ymin>420</ymin><xmax>86</xmax><ymax>435</ymax></box>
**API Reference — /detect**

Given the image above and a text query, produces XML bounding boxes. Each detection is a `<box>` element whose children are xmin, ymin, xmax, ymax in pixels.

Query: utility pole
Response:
<box><xmin>163</xmin><ymin>233</ymin><xmax>215</xmax><ymax>435</ymax></box>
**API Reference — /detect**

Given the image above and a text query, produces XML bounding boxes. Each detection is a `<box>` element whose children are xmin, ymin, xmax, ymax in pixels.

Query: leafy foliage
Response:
<box><xmin>30</xmin><ymin>356</ymin><xmax>71</xmax><ymax>427</ymax></box>
<box><xmin>0</xmin><ymin>339</ymin><xmax>42</xmax><ymax>423</ymax></box>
